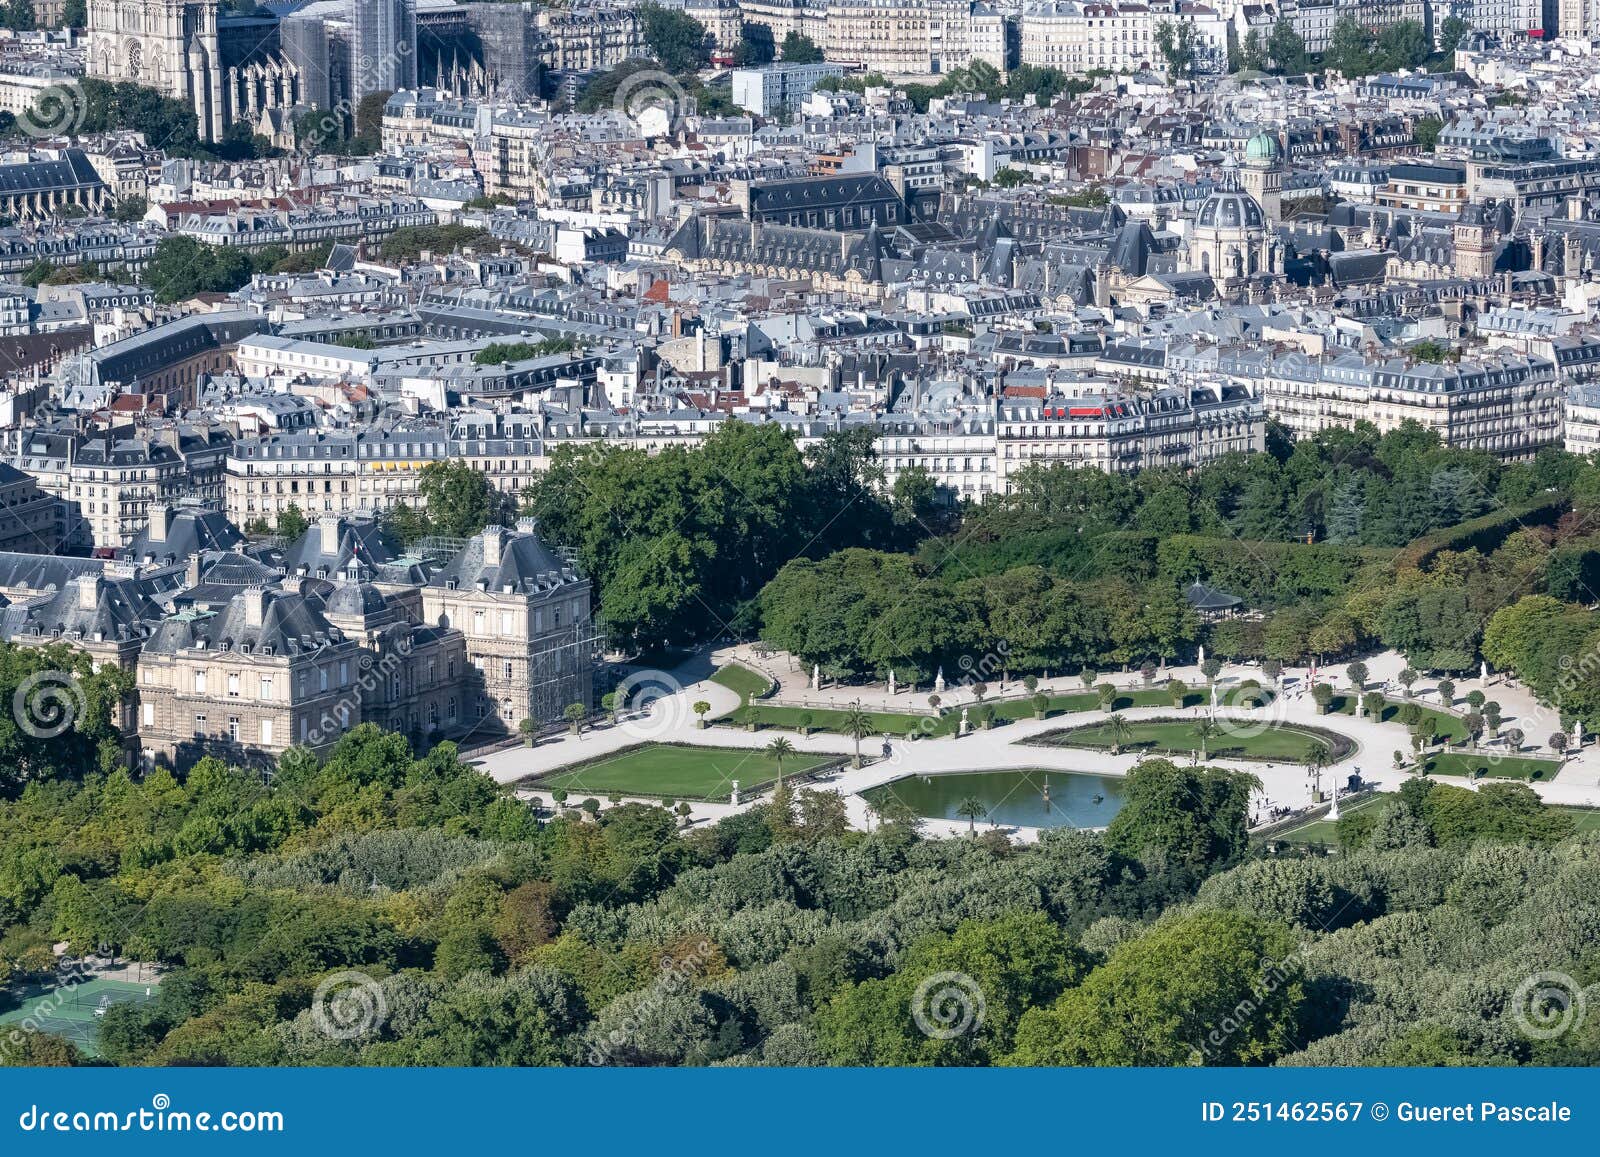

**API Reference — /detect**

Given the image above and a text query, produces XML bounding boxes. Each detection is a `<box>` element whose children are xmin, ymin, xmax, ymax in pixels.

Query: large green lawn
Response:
<box><xmin>1270</xmin><ymin>792</ymin><xmax>1390</xmax><ymax>848</ymax></box>
<box><xmin>1332</xmin><ymin>695</ymin><xmax>1465</xmax><ymax>742</ymax></box>
<box><xmin>1418</xmin><ymin>749</ymin><xmax>1562</xmax><ymax>781</ymax></box>
<box><xmin>726</xmin><ymin>685</ymin><xmax>1219</xmax><ymax>738</ymax></box>
<box><xmin>1033</xmin><ymin>717</ymin><xmax>1354</xmax><ymax>763</ymax></box>
<box><xmin>534</xmin><ymin>744</ymin><xmax>832</xmax><ymax>802</ymax></box>
<box><xmin>709</xmin><ymin>663</ymin><xmax>771</xmax><ymax>705</ymax></box>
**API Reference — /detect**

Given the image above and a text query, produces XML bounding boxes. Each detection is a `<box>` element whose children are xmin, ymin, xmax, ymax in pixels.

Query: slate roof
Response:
<box><xmin>142</xmin><ymin>588</ymin><xmax>347</xmax><ymax>657</ymax></box>
<box><xmin>427</xmin><ymin>523</ymin><xmax>584</xmax><ymax>597</ymax></box>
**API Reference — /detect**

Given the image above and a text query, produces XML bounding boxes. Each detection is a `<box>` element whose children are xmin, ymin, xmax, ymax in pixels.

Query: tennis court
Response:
<box><xmin>0</xmin><ymin>977</ymin><xmax>158</xmax><ymax>1058</ymax></box>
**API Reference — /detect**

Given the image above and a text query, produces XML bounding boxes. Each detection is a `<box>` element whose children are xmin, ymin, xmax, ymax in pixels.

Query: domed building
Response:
<box><xmin>1185</xmin><ymin>189</ymin><xmax>1281</xmax><ymax>289</ymax></box>
<box><xmin>1241</xmin><ymin>130</ymin><xmax>1283</xmax><ymax>222</ymax></box>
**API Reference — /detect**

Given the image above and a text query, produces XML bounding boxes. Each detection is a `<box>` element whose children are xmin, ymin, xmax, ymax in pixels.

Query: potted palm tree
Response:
<box><xmin>765</xmin><ymin>735</ymin><xmax>796</xmax><ymax>785</ymax></box>
<box><xmin>693</xmin><ymin>700</ymin><xmax>711</xmax><ymax>729</ymax></box>
<box><xmin>563</xmin><ymin>703</ymin><xmax>585</xmax><ymax>736</ymax></box>
<box><xmin>1106</xmin><ymin>712</ymin><xmax>1133</xmax><ymax>755</ymax></box>
<box><xmin>840</xmin><ymin>707</ymin><xmax>873</xmax><ymax>769</ymax></box>
<box><xmin>956</xmin><ymin>796</ymin><xmax>988</xmax><ymax>835</ymax></box>
<box><xmin>1194</xmin><ymin>717</ymin><xmax>1219</xmax><ymax>760</ymax></box>
<box><xmin>518</xmin><ymin>717</ymin><xmax>537</xmax><ymax>748</ymax></box>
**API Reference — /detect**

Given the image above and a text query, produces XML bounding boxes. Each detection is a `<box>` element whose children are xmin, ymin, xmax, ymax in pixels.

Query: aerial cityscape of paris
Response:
<box><xmin>0</xmin><ymin>1</ymin><xmax>1597</xmax><ymax>1127</ymax></box>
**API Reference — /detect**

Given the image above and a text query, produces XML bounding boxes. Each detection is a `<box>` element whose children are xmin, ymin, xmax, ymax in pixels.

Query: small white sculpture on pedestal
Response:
<box><xmin>1197</xmin><ymin>644</ymin><xmax>1206</xmax><ymax>668</ymax></box>
<box><xmin>960</xmin><ymin>707</ymin><xmax>970</xmax><ymax>736</ymax></box>
<box><xmin>935</xmin><ymin>668</ymin><xmax>946</xmax><ymax>694</ymax></box>
<box><xmin>1481</xmin><ymin>660</ymin><xmax>1490</xmax><ymax>684</ymax></box>
<box><xmin>1328</xmin><ymin>782</ymin><xmax>1341</xmax><ymax>821</ymax></box>
<box><xmin>888</xmin><ymin>670</ymin><xmax>896</xmax><ymax>696</ymax></box>
<box><xmin>812</xmin><ymin>664</ymin><xmax>820</xmax><ymax>691</ymax></box>
<box><xmin>1355</xmin><ymin>695</ymin><xmax>1365</xmax><ymax>718</ymax></box>
<box><xmin>730</xmin><ymin>780</ymin><xmax>740</xmax><ymax>806</ymax></box>
<box><xmin>1576</xmin><ymin>720</ymin><xmax>1585</xmax><ymax>748</ymax></box>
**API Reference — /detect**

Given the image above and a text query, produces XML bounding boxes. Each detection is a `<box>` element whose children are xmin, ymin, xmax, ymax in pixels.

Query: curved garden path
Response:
<box><xmin>470</xmin><ymin>645</ymin><xmax>1600</xmax><ymax>840</ymax></box>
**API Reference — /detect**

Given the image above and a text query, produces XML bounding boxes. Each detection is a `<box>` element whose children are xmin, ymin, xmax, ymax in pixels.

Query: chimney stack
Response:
<box><xmin>244</xmin><ymin>587</ymin><xmax>267</xmax><ymax>629</ymax></box>
<box><xmin>149</xmin><ymin>502</ymin><xmax>173</xmax><ymax>543</ymax></box>
<box><xmin>481</xmin><ymin>525</ymin><xmax>505</xmax><ymax>569</ymax></box>
<box><xmin>319</xmin><ymin>515</ymin><xmax>341</xmax><ymax>557</ymax></box>
<box><xmin>76</xmin><ymin>574</ymin><xmax>102</xmax><ymax>611</ymax></box>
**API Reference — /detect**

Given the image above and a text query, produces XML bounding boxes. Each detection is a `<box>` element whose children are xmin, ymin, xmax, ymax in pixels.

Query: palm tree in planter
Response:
<box><xmin>1106</xmin><ymin>713</ymin><xmax>1133</xmax><ymax>755</ymax></box>
<box><xmin>976</xmin><ymin>705</ymin><xmax>997</xmax><ymax>730</ymax></box>
<box><xmin>1201</xmin><ymin>657</ymin><xmax>1222</xmax><ymax>689</ymax></box>
<box><xmin>551</xmin><ymin>787</ymin><xmax>569</xmax><ymax>811</ymax></box>
<box><xmin>1483</xmin><ymin>701</ymin><xmax>1502</xmax><ymax>737</ymax></box>
<box><xmin>1465</xmin><ymin>689</ymin><xmax>1485</xmax><ymax>713</ymax></box>
<box><xmin>1095</xmin><ymin>682</ymin><xmax>1117</xmax><ymax>713</ymax></box>
<box><xmin>1304</xmin><ymin>743</ymin><xmax>1330</xmax><ymax>794</ymax></box>
<box><xmin>1346</xmin><ymin>661</ymin><xmax>1369</xmax><ymax>692</ymax></box>
<box><xmin>1311</xmin><ymin>682</ymin><xmax>1334</xmax><ymax>715</ymax></box>
<box><xmin>972</xmin><ymin>682</ymin><xmax>988</xmax><ymax>704</ymax></box>
<box><xmin>602</xmin><ymin>692</ymin><xmax>619</xmax><ymax>724</ymax></box>
<box><xmin>840</xmin><ymin>707</ymin><xmax>874</xmax><ymax>769</ymax></box>
<box><xmin>1434</xmin><ymin>678</ymin><xmax>1455</xmax><ymax>708</ymax></box>
<box><xmin>765</xmin><ymin>736</ymin><xmax>796</xmax><ymax>785</ymax></box>
<box><xmin>1167</xmin><ymin>678</ymin><xmax>1189</xmax><ymax>710</ymax></box>
<box><xmin>693</xmin><ymin>700</ymin><xmax>711</xmax><ymax>729</ymax></box>
<box><xmin>1503</xmin><ymin>727</ymin><xmax>1524</xmax><ymax>753</ymax></box>
<box><xmin>1463</xmin><ymin>711</ymin><xmax>1485</xmax><ymax>747</ymax></box>
<box><xmin>1194</xmin><ymin>717</ymin><xmax>1219</xmax><ymax>760</ymax></box>
<box><xmin>1080</xmin><ymin>670</ymin><xmax>1097</xmax><ymax>694</ymax></box>
<box><xmin>745</xmin><ymin>706</ymin><xmax>763</xmax><ymax>734</ymax></box>
<box><xmin>1551</xmin><ymin>731</ymin><xmax>1570</xmax><ymax>760</ymax></box>
<box><xmin>956</xmin><ymin>796</ymin><xmax>988</xmax><ymax>835</ymax></box>
<box><xmin>519</xmin><ymin>717</ymin><xmax>537</xmax><ymax>748</ymax></box>
<box><xmin>564</xmin><ymin>703</ymin><xmax>586</xmax><ymax>736</ymax></box>
<box><xmin>1398</xmin><ymin>667</ymin><xmax>1418</xmax><ymax>698</ymax></box>
<box><xmin>1140</xmin><ymin>660</ymin><xmax>1158</xmax><ymax>687</ymax></box>
<box><xmin>1032</xmin><ymin>692</ymin><xmax>1049</xmax><ymax>720</ymax></box>
<box><xmin>928</xmin><ymin>694</ymin><xmax>943</xmax><ymax>715</ymax></box>
<box><xmin>797</xmin><ymin>712</ymin><xmax>814</xmax><ymax>738</ymax></box>
<box><xmin>674</xmin><ymin>801</ymin><xmax>693</xmax><ymax>827</ymax></box>
<box><xmin>1361</xmin><ymin>692</ymin><xmax>1386</xmax><ymax>721</ymax></box>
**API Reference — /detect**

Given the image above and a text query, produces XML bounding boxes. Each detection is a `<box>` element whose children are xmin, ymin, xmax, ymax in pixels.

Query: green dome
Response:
<box><xmin>1245</xmin><ymin>131</ymin><xmax>1280</xmax><ymax>163</ymax></box>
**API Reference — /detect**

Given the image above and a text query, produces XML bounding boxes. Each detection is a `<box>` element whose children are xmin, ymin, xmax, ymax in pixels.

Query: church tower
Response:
<box><xmin>87</xmin><ymin>0</ymin><xmax>224</xmax><ymax>141</ymax></box>
<box><xmin>1240</xmin><ymin>130</ymin><xmax>1283</xmax><ymax>223</ymax></box>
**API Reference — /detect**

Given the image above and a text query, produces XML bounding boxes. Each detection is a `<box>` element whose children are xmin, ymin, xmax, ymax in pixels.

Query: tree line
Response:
<box><xmin>6</xmin><ymin>714</ymin><xmax>1595</xmax><ymax>1069</ymax></box>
